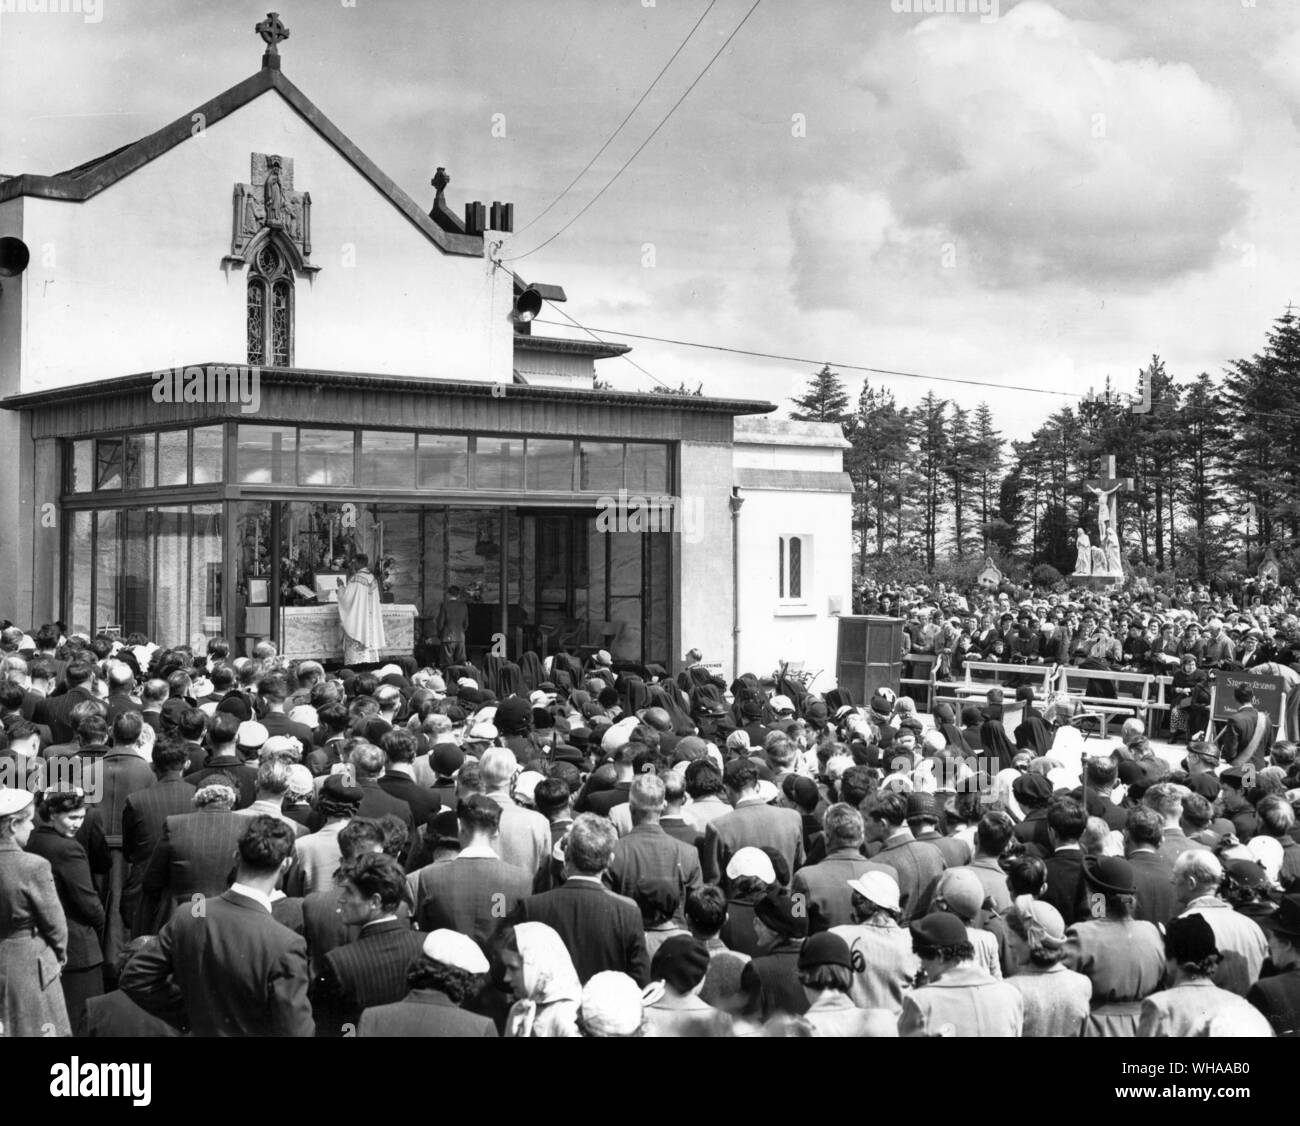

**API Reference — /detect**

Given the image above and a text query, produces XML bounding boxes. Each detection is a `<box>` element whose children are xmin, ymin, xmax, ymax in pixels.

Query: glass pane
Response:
<box><xmin>475</xmin><ymin>437</ymin><xmax>523</xmax><ymax>490</ymax></box>
<box><xmin>155</xmin><ymin>507</ymin><xmax>190</xmax><ymax>645</ymax></box>
<box><xmin>123</xmin><ymin>507</ymin><xmax>152</xmax><ymax>637</ymax></box>
<box><xmin>789</xmin><ymin>537</ymin><xmax>802</xmax><ymax>599</ymax></box>
<box><xmin>526</xmin><ymin>439</ymin><xmax>574</xmax><ymax>491</ymax></box>
<box><xmin>71</xmin><ymin>441</ymin><xmax>93</xmax><ymax>494</ymax></box>
<box><xmin>237</xmin><ymin>424</ymin><xmax>297</xmax><ymax>485</ymax></box>
<box><xmin>271</xmin><ymin>280</ymin><xmax>291</xmax><ymax>367</ymax></box>
<box><xmin>158</xmin><ymin>430</ymin><xmax>188</xmax><ymax>487</ymax></box>
<box><xmin>417</xmin><ymin>434</ymin><xmax>468</xmax><ymax>489</ymax></box>
<box><xmin>95</xmin><ymin>509</ymin><xmax>122</xmax><ymax>629</ymax></box>
<box><xmin>248</xmin><ymin>280</ymin><xmax>266</xmax><ymax>366</ymax></box>
<box><xmin>124</xmin><ymin>433</ymin><xmax>156</xmax><ymax>490</ymax></box>
<box><xmin>191</xmin><ymin>504</ymin><xmax>225</xmax><ymax>646</ymax></box>
<box><xmin>625</xmin><ymin>443</ymin><xmax>669</xmax><ymax>494</ymax></box>
<box><xmin>360</xmin><ymin>431</ymin><xmax>415</xmax><ymax>489</ymax></box>
<box><xmin>578</xmin><ymin>441</ymin><xmax>623</xmax><ymax>493</ymax></box>
<box><xmin>192</xmin><ymin>426</ymin><xmax>224</xmax><ymax>484</ymax></box>
<box><xmin>299</xmin><ymin>429</ymin><xmax>354</xmax><ymax>487</ymax></box>
<box><xmin>95</xmin><ymin>438</ymin><xmax>123</xmax><ymax>491</ymax></box>
<box><xmin>69</xmin><ymin>510</ymin><xmax>93</xmax><ymax>633</ymax></box>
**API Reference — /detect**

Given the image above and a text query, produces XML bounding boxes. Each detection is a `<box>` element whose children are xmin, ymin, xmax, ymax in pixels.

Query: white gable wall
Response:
<box><xmin>13</xmin><ymin>89</ymin><xmax>513</xmax><ymax>392</ymax></box>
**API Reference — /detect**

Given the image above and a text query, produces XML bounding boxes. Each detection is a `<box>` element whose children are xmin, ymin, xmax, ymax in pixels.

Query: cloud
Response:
<box><xmin>843</xmin><ymin>1</ymin><xmax>1246</xmax><ymax>289</ymax></box>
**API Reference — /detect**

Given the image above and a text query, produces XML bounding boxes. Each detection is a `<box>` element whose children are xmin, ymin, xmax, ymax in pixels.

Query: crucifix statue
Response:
<box><xmin>1085</xmin><ymin>454</ymin><xmax>1134</xmax><ymax>575</ymax></box>
<box><xmin>256</xmin><ymin>12</ymin><xmax>290</xmax><ymax>68</ymax></box>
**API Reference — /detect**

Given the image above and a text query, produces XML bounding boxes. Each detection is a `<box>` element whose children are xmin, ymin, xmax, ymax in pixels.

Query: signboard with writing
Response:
<box><xmin>1210</xmin><ymin>671</ymin><xmax>1286</xmax><ymax>726</ymax></box>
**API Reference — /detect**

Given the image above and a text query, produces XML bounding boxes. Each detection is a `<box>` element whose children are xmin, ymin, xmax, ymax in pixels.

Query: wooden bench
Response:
<box><xmin>933</xmin><ymin>661</ymin><xmax>1059</xmax><ymax>712</ymax></box>
<box><xmin>1058</xmin><ymin>667</ymin><xmax>1154</xmax><ymax>739</ymax></box>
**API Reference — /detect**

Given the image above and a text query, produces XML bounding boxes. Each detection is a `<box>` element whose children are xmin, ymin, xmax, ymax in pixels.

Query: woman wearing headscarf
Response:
<box><xmin>577</xmin><ymin>971</ymin><xmax>649</xmax><ymax>1037</ymax></box>
<box><xmin>932</xmin><ymin>702</ymin><xmax>972</xmax><ymax>756</ymax></box>
<box><xmin>1003</xmin><ymin>898</ymin><xmax>1092</xmax><ymax>1036</ymax></box>
<box><xmin>0</xmin><ymin>788</ymin><xmax>72</xmax><ymax>1038</ymax></box>
<box><xmin>502</xmin><ymin>922</ymin><xmax>582</xmax><ymax>1038</ymax></box>
<box><xmin>1062</xmin><ymin>856</ymin><xmax>1167</xmax><ymax>1036</ymax></box>
<box><xmin>25</xmin><ymin>789</ymin><xmax>105</xmax><ymax>1032</ymax></box>
<box><xmin>979</xmin><ymin>692</ymin><xmax>1018</xmax><ymax>771</ymax></box>
<box><xmin>645</xmin><ymin>685</ymin><xmax>695</xmax><ymax>737</ymax></box>
<box><xmin>517</xmin><ymin>651</ymin><xmax>546</xmax><ymax>694</ymax></box>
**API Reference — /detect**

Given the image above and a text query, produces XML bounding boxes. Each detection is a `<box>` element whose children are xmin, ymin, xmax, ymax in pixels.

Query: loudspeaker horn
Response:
<box><xmin>513</xmin><ymin>287</ymin><xmax>543</xmax><ymax>323</ymax></box>
<box><xmin>0</xmin><ymin>237</ymin><xmax>31</xmax><ymax>278</ymax></box>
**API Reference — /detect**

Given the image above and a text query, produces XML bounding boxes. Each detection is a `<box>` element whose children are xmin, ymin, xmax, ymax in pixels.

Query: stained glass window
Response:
<box><xmin>247</xmin><ymin>242</ymin><xmax>292</xmax><ymax>367</ymax></box>
<box><xmin>247</xmin><ymin>280</ymin><xmax>266</xmax><ymax>366</ymax></box>
<box><xmin>272</xmin><ymin>281</ymin><xmax>291</xmax><ymax>367</ymax></box>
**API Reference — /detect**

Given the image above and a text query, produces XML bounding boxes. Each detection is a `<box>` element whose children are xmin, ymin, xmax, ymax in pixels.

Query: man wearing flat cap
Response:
<box><xmin>898</xmin><ymin>912</ymin><xmax>1023</xmax><ymax>1036</ymax></box>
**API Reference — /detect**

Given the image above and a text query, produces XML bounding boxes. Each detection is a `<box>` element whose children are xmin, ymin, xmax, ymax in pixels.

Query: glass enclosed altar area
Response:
<box><xmin>61</xmin><ymin>422</ymin><xmax>673</xmax><ymax>666</ymax></box>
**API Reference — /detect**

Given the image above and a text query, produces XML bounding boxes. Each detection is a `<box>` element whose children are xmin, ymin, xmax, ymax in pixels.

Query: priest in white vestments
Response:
<box><xmin>338</xmin><ymin>553</ymin><xmax>386</xmax><ymax>665</ymax></box>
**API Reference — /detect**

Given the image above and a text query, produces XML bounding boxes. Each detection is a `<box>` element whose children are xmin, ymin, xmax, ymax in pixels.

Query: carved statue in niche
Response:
<box><xmin>230</xmin><ymin>152</ymin><xmax>313</xmax><ymax>267</ymax></box>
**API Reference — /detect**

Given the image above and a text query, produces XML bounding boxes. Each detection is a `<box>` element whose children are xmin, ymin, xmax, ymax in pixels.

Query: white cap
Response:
<box><xmin>0</xmin><ymin>788</ymin><xmax>34</xmax><ymax>817</ymax></box>
<box><xmin>285</xmin><ymin>764</ymin><xmax>314</xmax><ymax>796</ymax></box>
<box><xmin>429</xmin><ymin>673</ymin><xmax>447</xmax><ymax>693</ymax></box>
<box><xmin>725</xmin><ymin>846</ymin><xmax>776</xmax><ymax>884</ymax></box>
<box><xmin>261</xmin><ymin>735</ymin><xmax>303</xmax><ymax>760</ymax></box>
<box><xmin>513</xmin><ymin>771</ymin><xmax>546</xmax><ymax>804</ymax></box>
<box><xmin>376</xmin><ymin>664</ymin><xmax>403</xmax><ymax>680</ymax></box>
<box><xmin>236</xmin><ymin>720</ymin><xmax>269</xmax><ymax>749</ymax></box>
<box><xmin>190</xmin><ymin>677</ymin><xmax>214</xmax><ymax>699</ymax></box>
<box><xmin>467</xmin><ymin>721</ymin><xmax>498</xmax><ymax>742</ymax></box>
<box><xmin>529</xmin><ymin>690</ymin><xmax>551</xmax><ymax>708</ymax></box>
<box><xmin>846</xmin><ymin>871</ymin><xmax>901</xmax><ymax>914</ymax></box>
<box><xmin>595</xmin><ymin>649</ymin><xmax>612</xmax><ymax>666</ymax></box>
<box><xmin>754</xmin><ymin>779</ymin><xmax>781</xmax><ymax>805</ymax></box>
<box><xmin>769</xmin><ymin>695</ymin><xmax>794</xmax><ymax>714</ymax></box>
<box><xmin>421</xmin><ymin>930</ymin><xmax>489</xmax><ymax>974</ymax></box>
<box><xmin>457</xmin><ymin>677</ymin><xmax>479</xmax><ymax>690</ymax></box>
<box><xmin>289</xmin><ymin>704</ymin><xmax>319</xmax><ymax>729</ymax></box>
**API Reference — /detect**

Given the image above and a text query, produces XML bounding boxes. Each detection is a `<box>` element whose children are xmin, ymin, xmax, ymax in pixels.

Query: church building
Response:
<box><xmin>0</xmin><ymin>17</ymin><xmax>851</xmax><ymax>682</ymax></box>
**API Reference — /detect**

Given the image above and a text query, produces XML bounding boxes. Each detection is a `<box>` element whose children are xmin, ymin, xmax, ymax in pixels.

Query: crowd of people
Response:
<box><xmin>863</xmin><ymin>574</ymin><xmax>1300</xmax><ymax>742</ymax></box>
<box><xmin>0</xmin><ymin>613</ymin><xmax>1297</xmax><ymax>1038</ymax></box>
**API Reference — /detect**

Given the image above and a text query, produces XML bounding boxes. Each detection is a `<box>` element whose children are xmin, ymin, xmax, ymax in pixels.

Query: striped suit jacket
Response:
<box><xmin>136</xmin><ymin>808</ymin><xmax>246</xmax><ymax>934</ymax></box>
<box><xmin>87</xmin><ymin>752</ymin><xmax>156</xmax><ymax>843</ymax></box>
<box><xmin>315</xmin><ymin>918</ymin><xmax>426</xmax><ymax>1035</ymax></box>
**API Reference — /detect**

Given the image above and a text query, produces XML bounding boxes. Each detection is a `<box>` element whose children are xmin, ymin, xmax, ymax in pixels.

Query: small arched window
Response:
<box><xmin>247</xmin><ymin>242</ymin><xmax>293</xmax><ymax>367</ymax></box>
<box><xmin>778</xmin><ymin>534</ymin><xmax>808</xmax><ymax>602</ymax></box>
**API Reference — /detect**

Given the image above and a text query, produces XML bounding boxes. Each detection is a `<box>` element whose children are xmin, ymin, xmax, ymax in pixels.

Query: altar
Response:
<box><xmin>277</xmin><ymin>603</ymin><xmax>417</xmax><ymax>663</ymax></box>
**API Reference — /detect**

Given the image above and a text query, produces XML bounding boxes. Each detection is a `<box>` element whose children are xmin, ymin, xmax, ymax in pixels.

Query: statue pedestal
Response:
<box><xmin>1068</xmin><ymin>574</ymin><xmax>1123</xmax><ymax>591</ymax></box>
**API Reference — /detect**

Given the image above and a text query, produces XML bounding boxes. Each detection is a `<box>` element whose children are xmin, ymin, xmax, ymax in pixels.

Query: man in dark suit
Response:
<box><xmin>516</xmin><ymin>812</ymin><xmax>650</xmax><ymax>985</ymax></box>
<box><xmin>701</xmin><ymin>758</ymin><xmax>804</xmax><ymax>890</ymax></box>
<box><xmin>121</xmin><ymin>816</ymin><xmax>314</xmax><ymax>1036</ymax></box>
<box><xmin>1247</xmin><ymin>894</ymin><xmax>1300</xmax><ymax>1036</ymax></box>
<box><xmin>1124</xmin><ymin>807</ymin><xmax>1176</xmax><ymax>927</ymax></box>
<box><xmin>34</xmin><ymin>659</ymin><xmax>98</xmax><ymax>744</ymax></box>
<box><xmin>300</xmin><ymin>818</ymin><xmax>389</xmax><ymax>977</ymax></box>
<box><xmin>174</xmin><ymin>707</ymin><xmax>209</xmax><ymax>774</ymax></box>
<box><xmin>358</xmin><ymin>930</ymin><xmax>498</xmax><ymax>1037</ymax></box>
<box><xmin>313</xmin><ymin>853</ymin><xmax>425</xmax><ymax>1036</ymax></box>
<box><xmin>1220</xmin><ymin>684</ymin><xmax>1274</xmax><ymax>770</ymax></box>
<box><xmin>103</xmin><ymin>662</ymin><xmax>142</xmax><ymax>726</ymax></box>
<box><xmin>44</xmin><ymin>709</ymin><xmax>109</xmax><ymax>763</ymax></box>
<box><xmin>184</xmin><ymin>712</ymin><xmax>257</xmax><ymax>808</ymax></box>
<box><xmin>607</xmin><ymin>774</ymin><xmax>703</xmax><ymax>924</ymax></box>
<box><xmin>1041</xmin><ymin>797</ymin><xmax>1088</xmax><ymax>924</ymax></box>
<box><xmin>410</xmin><ymin>794</ymin><xmax>532</xmax><ymax>944</ymax></box>
<box><xmin>907</xmin><ymin>792</ymin><xmax>972</xmax><ymax>869</ymax></box>
<box><xmin>0</xmin><ymin>682</ymin><xmax>53</xmax><ymax>749</ymax></box>
<box><xmin>135</xmin><ymin>780</ymin><xmax>246</xmax><ymax>934</ymax></box>
<box><xmin>1072</xmin><ymin>757</ymin><xmax>1128</xmax><ymax>832</ymax></box>
<box><xmin>121</xmin><ymin>737</ymin><xmax>196</xmax><ymax>931</ymax></box>
<box><xmin>341</xmin><ymin>743</ymin><xmax>416</xmax><ymax>836</ymax></box>
<box><xmin>258</xmin><ymin>672</ymin><xmax>316</xmax><ymax>754</ymax></box>
<box><xmin>792</xmin><ymin>804</ymin><xmax>898</xmax><ymax>933</ymax></box>
<box><xmin>378</xmin><ymin>730</ymin><xmax>441</xmax><ymax>829</ymax></box>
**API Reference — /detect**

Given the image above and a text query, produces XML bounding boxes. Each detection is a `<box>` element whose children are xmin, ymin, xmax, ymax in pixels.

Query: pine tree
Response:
<box><xmin>789</xmin><ymin>364</ymin><xmax>850</xmax><ymax>424</ymax></box>
<box><xmin>913</xmin><ymin>391</ymin><xmax>950</xmax><ymax>570</ymax></box>
<box><xmin>970</xmin><ymin>402</ymin><xmax>1004</xmax><ymax>553</ymax></box>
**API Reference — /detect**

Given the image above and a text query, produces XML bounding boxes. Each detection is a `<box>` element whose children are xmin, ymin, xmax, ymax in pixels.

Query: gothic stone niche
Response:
<box><xmin>228</xmin><ymin>153</ymin><xmax>316</xmax><ymax>272</ymax></box>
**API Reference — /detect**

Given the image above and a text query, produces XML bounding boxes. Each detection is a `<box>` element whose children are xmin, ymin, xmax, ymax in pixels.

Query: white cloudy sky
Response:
<box><xmin>3</xmin><ymin>0</ymin><xmax>1298</xmax><ymax>438</ymax></box>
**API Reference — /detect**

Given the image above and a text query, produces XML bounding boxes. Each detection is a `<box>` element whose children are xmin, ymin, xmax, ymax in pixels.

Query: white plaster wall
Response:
<box><xmin>733</xmin><ymin>486</ymin><xmax>852</xmax><ymax>684</ymax></box>
<box><xmin>16</xmin><ymin>89</ymin><xmax>514</xmax><ymax>391</ymax></box>
<box><xmin>676</xmin><ymin>441</ymin><xmax>734</xmax><ymax>678</ymax></box>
